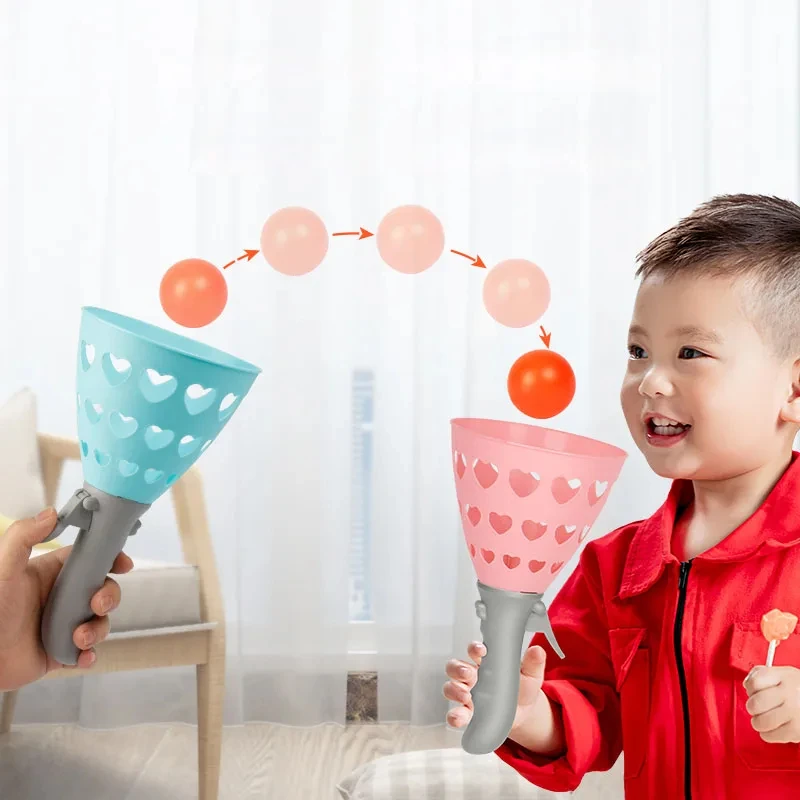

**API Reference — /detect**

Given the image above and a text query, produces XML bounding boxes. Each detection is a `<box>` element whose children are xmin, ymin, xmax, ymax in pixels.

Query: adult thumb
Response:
<box><xmin>518</xmin><ymin>644</ymin><xmax>547</xmax><ymax>708</ymax></box>
<box><xmin>0</xmin><ymin>508</ymin><xmax>57</xmax><ymax>581</ymax></box>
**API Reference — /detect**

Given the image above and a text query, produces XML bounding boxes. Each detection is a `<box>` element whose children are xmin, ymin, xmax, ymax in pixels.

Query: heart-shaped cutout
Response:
<box><xmin>454</xmin><ymin>451</ymin><xmax>466</xmax><ymax>479</ymax></box>
<box><xmin>139</xmin><ymin>369</ymin><xmax>178</xmax><ymax>403</ymax></box>
<box><xmin>219</xmin><ymin>393</ymin><xmax>240</xmax><ymax>421</ymax></box>
<box><xmin>480</xmin><ymin>548</ymin><xmax>495</xmax><ymax>564</ymax></box>
<box><xmin>489</xmin><ymin>512</ymin><xmax>512</xmax><ymax>535</ymax></box>
<box><xmin>509</xmin><ymin>469</ymin><xmax>540</xmax><ymax>498</ymax></box>
<box><xmin>503</xmin><ymin>555</ymin><xmax>521</xmax><ymax>569</ymax></box>
<box><xmin>555</xmin><ymin>524</ymin><xmax>577</xmax><ymax>544</ymax></box>
<box><xmin>80</xmin><ymin>341</ymin><xmax>95</xmax><ymax>371</ymax></box>
<box><xmin>473</xmin><ymin>460</ymin><xmax>499</xmax><ymax>489</ymax></box>
<box><xmin>109</xmin><ymin>411</ymin><xmax>138</xmax><ymax>439</ymax></box>
<box><xmin>469</xmin><ymin>544</ymin><xmax>476</xmax><ymax>558</ymax></box>
<box><xmin>93</xmin><ymin>449</ymin><xmax>110</xmax><ymax>467</ymax></box>
<box><xmin>551</xmin><ymin>561</ymin><xmax>564</xmax><ymax>574</ymax></box>
<box><xmin>144</xmin><ymin>425</ymin><xmax>175</xmax><ymax>451</ymax></box>
<box><xmin>522</xmin><ymin>521</ymin><xmax>547</xmax><ymax>541</ymax></box>
<box><xmin>552</xmin><ymin>476</ymin><xmax>582</xmax><ymax>504</ymax></box>
<box><xmin>466</xmin><ymin>505</ymin><xmax>481</xmax><ymax>527</ymax></box>
<box><xmin>528</xmin><ymin>560</ymin><xmax>545</xmax><ymax>573</ymax></box>
<box><xmin>185</xmin><ymin>384</ymin><xmax>218</xmax><ymax>416</ymax></box>
<box><xmin>84</xmin><ymin>399</ymin><xmax>103</xmax><ymax>424</ymax></box>
<box><xmin>101</xmin><ymin>352</ymin><xmax>132</xmax><ymax>387</ymax></box>
<box><xmin>118</xmin><ymin>460</ymin><xmax>139</xmax><ymax>477</ymax></box>
<box><xmin>579</xmin><ymin>525</ymin><xmax>591</xmax><ymax>543</ymax></box>
<box><xmin>144</xmin><ymin>468</ymin><xmax>164</xmax><ymax>485</ymax></box>
<box><xmin>589</xmin><ymin>480</ymin><xmax>609</xmax><ymax>505</ymax></box>
<box><xmin>178</xmin><ymin>435</ymin><xmax>201</xmax><ymax>458</ymax></box>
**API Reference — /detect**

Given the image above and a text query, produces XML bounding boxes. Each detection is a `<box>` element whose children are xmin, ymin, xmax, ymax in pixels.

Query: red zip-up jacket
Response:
<box><xmin>495</xmin><ymin>450</ymin><xmax>800</xmax><ymax>799</ymax></box>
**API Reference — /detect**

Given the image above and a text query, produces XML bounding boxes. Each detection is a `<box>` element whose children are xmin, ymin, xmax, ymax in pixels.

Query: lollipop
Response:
<box><xmin>761</xmin><ymin>609</ymin><xmax>798</xmax><ymax>666</ymax></box>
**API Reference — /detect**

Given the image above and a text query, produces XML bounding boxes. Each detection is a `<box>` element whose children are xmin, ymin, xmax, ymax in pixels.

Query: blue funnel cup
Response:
<box><xmin>41</xmin><ymin>307</ymin><xmax>261</xmax><ymax>665</ymax></box>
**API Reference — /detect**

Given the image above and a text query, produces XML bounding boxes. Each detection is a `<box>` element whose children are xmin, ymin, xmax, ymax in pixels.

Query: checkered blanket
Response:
<box><xmin>336</xmin><ymin>746</ymin><xmax>624</xmax><ymax>799</ymax></box>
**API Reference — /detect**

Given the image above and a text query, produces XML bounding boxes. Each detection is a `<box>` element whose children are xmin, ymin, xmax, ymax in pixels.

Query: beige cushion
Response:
<box><xmin>107</xmin><ymin>557</ymin><xmax>216</xmax><ymax>638</ymax></box>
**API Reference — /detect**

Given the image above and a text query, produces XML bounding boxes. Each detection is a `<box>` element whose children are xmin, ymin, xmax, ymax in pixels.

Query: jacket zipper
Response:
<box><xmin>674</xmin><ymin>560</ymin><xmax>693</xmax><ymax>799</ymax></box>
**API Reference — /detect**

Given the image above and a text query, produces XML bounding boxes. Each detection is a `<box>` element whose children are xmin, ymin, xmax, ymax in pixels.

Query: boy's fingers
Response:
<box><xmin>445</xmin><ymin>659</ymin><xmax>477</xmax><ymax>687</ymax></box>
<box><xmin>467</xmin><ymin>641</ymin><xmax>486</xmax><ymax>666</ymax></box>
<box><xmin>744</xmin><ymin>666</ymin><xmax>783</xmax><ymax>695</ymax></box>
<box><xmin>0</xmin><ymin>509</ymin><xmax>57</xmax><ymax>581</ymax></box>
<box><xmin>521</xmin><ymin>645</ymin><xmax>547</xmax><ymax>679</ymax></box>
<box><xmin>746</xmin><ymin>685</ymin><xmax>785</xmax><ymax>717</ymax></box>
<box><xmin>442</xmin><ymin>679</ymin><xmax>473</xmax><ymax>708</ymax></box>
<box><xmin>518</xmin><ymin>645</ymin><xmax>547</xmax><ymax>707</ymax></box>
<box><xmin>446</xmin><ymin>708</ymin><xmax>471</xmax><ymax>728</ymax></box>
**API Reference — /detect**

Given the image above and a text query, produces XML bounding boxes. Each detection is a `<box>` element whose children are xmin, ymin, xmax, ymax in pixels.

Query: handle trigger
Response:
<box><xmin>41</xmin><ymin>488</ymin><xmax>99</xmax><ymax>543</ymax></box>
<box><xmin>525</xmin><ymin>598</ymin><xmax>566</xmax><ymax>659</ymax></box>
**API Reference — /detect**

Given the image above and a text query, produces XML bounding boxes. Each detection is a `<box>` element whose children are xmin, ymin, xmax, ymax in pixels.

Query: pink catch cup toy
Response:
<box><xmin>451</xmin><ymin>418</ymin><xmax>627</xmax><ymax>754</ymax></box>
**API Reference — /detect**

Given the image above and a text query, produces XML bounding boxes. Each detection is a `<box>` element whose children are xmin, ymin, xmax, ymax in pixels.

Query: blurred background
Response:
<box><xmin>0</xmin><ymin>0</ymin><xmax>796</xmax><ymax>736</ymax></box>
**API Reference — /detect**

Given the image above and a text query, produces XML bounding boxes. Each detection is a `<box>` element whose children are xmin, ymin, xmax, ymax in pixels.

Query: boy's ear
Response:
<box><xmin>781</xmin><ymin>357</ymin><xmax>800</xmax><ymax>424</ymax></box>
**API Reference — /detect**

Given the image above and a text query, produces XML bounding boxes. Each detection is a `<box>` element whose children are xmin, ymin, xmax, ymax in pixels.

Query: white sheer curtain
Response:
<box><xmin>1</xmin><ymin>0</ymin><xmax>797</xmax><ymax>729</ymax></box>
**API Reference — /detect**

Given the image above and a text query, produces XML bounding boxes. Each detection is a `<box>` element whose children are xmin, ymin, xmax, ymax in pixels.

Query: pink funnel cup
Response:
<box><xmin>451</xmin><ymin>418</ymin><xmax>627</xmax><ymax>754</ymax></box>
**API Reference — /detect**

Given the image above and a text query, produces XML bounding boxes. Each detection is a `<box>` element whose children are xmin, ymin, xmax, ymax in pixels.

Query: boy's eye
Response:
<box><xmin>627</xmin><ymin>345</ymin><xmax>706</xmax><ymax>360</ymax></box>
<box><xmin>680</xmin><ymin>347</ymin><xmax>705</xmax><ymax>359</ymax></box>
<box><xmin>628</xmin><ymin>344</ymin><xmax>645</xmax><ymax>359</ymax></box>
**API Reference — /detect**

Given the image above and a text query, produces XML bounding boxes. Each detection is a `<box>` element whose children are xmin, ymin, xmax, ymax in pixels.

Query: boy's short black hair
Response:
<box><xmin>634</xmin><ymin>193</ymin><xmax>800</xmax><ymax>362</ymax></box>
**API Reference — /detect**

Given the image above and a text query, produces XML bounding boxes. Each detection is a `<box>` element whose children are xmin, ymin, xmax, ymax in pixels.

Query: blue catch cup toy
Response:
<box><xmin>41</xmin><ymin>307</ymin><xmax>261</xmax><ymax>665</ymax></box>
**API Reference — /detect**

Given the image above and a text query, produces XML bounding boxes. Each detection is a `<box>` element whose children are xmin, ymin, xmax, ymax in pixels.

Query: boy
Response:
<box><xmin>444</xmin><ymin>194</ymin><xmax>800</xmax><ymax>799</ymax></box>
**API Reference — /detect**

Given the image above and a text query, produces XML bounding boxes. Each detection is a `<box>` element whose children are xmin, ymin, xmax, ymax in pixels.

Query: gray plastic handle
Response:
<box><xmin>40</xmin><ymin>484</ymin><xmax>149</xmax><ymax>666</ymax></box>
<box><xmin>461</xmin><ymin>582</ymin><xmax>565</xmax><ymax>755</ymax></box>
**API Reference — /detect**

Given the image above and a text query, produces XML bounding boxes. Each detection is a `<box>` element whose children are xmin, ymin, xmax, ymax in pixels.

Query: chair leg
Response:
<box><xmin>1</xmin><ymin>690</ymin><xmax>19</xmax><ymax>735</ymax></box>
<box><xmin>197</xmin><ymin>634</ymin><xmax>225</xmax><ymax>800</ymax></box>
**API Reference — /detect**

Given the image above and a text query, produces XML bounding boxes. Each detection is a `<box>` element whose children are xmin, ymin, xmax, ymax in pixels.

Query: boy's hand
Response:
<box><xmin>743</xmin><ymin>665</ymin><xmax>800</xmax><ymax>743</ymax></box>
<box><xmin>0</xmin><ymin>508</ymin><xmax>134</xmax><ymax>691</ymax></box>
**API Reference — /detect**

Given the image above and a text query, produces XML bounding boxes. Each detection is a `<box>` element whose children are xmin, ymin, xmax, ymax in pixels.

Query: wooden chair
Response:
<box><xmin>0</xmin><ymin>433</ymin><xmax>225</xmax><ymax>800</ymax></box>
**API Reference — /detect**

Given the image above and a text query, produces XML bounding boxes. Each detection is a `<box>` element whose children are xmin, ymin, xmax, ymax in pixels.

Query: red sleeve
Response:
<box><xmin>493</xmin><ymin>540</ymin><xmax>621</xmax><ymax>793</ymax></box>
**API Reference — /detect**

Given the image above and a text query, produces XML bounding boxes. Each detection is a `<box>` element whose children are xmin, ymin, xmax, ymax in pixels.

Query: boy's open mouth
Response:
<box><xmin>646</xmin><ymin>415</ymin><xmax>692</xmax><ymax>438</ymax></box>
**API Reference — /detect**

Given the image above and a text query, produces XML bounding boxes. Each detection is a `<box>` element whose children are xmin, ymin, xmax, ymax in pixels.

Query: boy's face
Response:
<box><xmin>620</xmin><ymin>273</ymin><xmax>799</xmax><ymax>480</ymax></box>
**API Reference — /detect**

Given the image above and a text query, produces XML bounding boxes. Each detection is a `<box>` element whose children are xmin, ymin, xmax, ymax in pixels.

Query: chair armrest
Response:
<box><xmin>35</xmin><ymin>433</ymin><xmax>224</xmax><ymax>627</ymax></box>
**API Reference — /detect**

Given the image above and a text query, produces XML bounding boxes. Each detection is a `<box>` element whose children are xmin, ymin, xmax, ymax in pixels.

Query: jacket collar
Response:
<box><xmin>618</xmin><ymin>450</ymin><xmax>800</xmax><ymax>600</ymax></box>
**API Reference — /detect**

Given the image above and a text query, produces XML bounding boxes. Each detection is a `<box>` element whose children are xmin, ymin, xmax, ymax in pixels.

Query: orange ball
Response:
<box><xmin>507</xmin><ymin>349</ymin><xmax>576</xmax><ymax>419</ymax></box>
<box><xmin>160</xmin><ymin>258</ymin><xmax>228</xmax><ymax>328</ymax></box>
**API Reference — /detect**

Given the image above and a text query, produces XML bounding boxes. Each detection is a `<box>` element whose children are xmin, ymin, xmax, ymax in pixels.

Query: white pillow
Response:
<box><xmin>0</xmin><ymin>388</ymin><xmax>47</xmax><ymax>518</ymax></box>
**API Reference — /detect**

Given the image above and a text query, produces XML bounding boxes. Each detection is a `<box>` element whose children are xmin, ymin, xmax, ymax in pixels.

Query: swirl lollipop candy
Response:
<box><xmin>761</xmin><ymin>609</ymin><xmax>798</xmax><ymax>666</ymax></box>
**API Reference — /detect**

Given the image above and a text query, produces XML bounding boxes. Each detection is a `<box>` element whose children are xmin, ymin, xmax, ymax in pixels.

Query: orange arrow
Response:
<box><xmin>332</xmin><ymin>227</ymin><xmax>374</xmax><ymax>239</ymax></box>
<box><xmin>539</xmin><ymin>326</ymin><xmax>551</xmax><ymax>348</ymax></box>
<box><xmin>450</xmin><ymin>250</ymin><xmax>486</xmax><ymax>268</ymax></box>
<box><xmin>223</xmin><ymin>249</ymin><xmax>259</xmax><ymax>269</ymax></box>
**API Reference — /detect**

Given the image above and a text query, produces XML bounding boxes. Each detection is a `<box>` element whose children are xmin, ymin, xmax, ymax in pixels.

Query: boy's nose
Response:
<box><xmin>638</xmin><ymin>366</ymin><xmax>673</xmax><ymax>398</ymax></box>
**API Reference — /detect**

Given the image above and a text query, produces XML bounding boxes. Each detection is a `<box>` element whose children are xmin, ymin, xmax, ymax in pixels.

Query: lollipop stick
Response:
<box><xmin>766</xmin><ymin>639</ymin><xmax>777</xmax><ymax>667</ymax></box>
